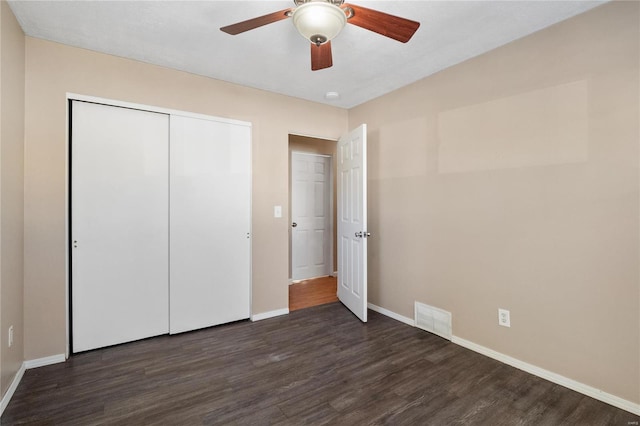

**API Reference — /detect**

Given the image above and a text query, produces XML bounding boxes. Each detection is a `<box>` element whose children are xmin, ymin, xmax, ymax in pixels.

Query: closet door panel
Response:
<box><xmin>71</xmin><ymin>101</ymin><xmax>170</xmax><ymax>352</ymax></box>
<box><xmin>170</xmin><ymin>115</ymin><xmax>251</xmax><ymax>334</ymax></box>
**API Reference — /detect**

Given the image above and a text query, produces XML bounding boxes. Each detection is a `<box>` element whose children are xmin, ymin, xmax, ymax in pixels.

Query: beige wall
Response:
<box><xmin>0</xmin><ymin>0</ymin><xmax>25</xmax><ymax>398</ymax></box>
<box><xmin>23</xmin><ymin>38</ymin><xmax>348</xmax><ymax>360</ymax></box>
<box><xmin>349</xmin><ymin>2</ymin><xmax>639</xmax><ymax>404</ymax></box>
<box><xmin>288</xmin><ymin>135</ymin><xmax>338</xmax><ymax>278</ymax></box>
<box><xmin>15</xmin><ymin>0</ymin><xmax>640</xmax><ymax>409</ymax></box>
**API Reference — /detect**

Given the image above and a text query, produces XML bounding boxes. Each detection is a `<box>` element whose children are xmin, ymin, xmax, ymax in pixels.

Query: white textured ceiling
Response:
<box><xmin>8</xmin><ymin>0</ymin><xmax>606</xmax><ymax>108</ymax></box>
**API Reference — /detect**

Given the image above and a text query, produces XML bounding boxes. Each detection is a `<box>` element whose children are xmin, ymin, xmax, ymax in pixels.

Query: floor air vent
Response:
<box><xmin>414</xmin><ymin>301</ymin><xmax>452</xmax><ymax>340</ymax></box>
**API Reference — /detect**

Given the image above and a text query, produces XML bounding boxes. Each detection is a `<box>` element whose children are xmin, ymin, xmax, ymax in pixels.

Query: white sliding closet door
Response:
<box><xmin>169</xmin><ymin>115</ymin><xmax>251</xmax><ymax>334</ymax></box>
<box><xmin>71</xmin><ymin>101</ymin><xmax>169</xmax><ymax>352</ymax></box>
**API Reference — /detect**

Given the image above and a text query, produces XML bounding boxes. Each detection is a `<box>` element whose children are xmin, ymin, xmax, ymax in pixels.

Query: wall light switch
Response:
<box><xmin>274</xmin><ymin>205</ymin><xmax>282</xmax><ymax>218</ymax></box>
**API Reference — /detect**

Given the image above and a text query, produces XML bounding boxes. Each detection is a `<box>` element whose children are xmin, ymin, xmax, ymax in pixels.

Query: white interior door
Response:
<box><xmin>71</xmin><ymin>101</ymin><xmax>169</xmax><ymax>352</ymax></box>
<box><xmin>169</xmin><ymin>115</ymin><xmax>251</xmax><ymax>334</ymax></box>
<box><xmin>337</xmin><ymin>124</ymin><xmax>368</xmax><ymax>322</ymax></box>
<box><xmin>291</xmin><ymin>152</ymin><xmax>332</xmax><ymax>280</ymax></box>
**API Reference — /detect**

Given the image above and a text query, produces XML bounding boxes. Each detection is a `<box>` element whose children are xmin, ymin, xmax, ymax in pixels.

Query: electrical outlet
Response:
<box><xmin>498</xmin><ymin>309</ymin><xmax>511</xmax><ymax>327</ymax></box>
<box><xmin>8</xmin><ymin>325</ymin><xmax>13</xmax><ymax>347</ymax></box>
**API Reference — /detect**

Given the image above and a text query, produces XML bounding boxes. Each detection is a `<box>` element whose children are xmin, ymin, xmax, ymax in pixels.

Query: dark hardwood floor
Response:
<box><xmin>3</xmin><ymin>303</ymin><xmax>638</xmax><ymax>425</ymax></box>
<box><xmin>289</xmin><ymin>275</ymin><xmax>338</xmax><ymax>311</ymax></box>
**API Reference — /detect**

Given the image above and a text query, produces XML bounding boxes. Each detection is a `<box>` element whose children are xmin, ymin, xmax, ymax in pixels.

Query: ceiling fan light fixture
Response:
<box><xmin>292</xmin><ymin>2</ymin><xmax>346</xmax><ymax>45</ymax></box>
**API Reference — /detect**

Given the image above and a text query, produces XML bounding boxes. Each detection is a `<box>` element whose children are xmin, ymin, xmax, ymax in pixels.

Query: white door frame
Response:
<box><xmin>290</xmin><ymin>151</ymin><xmax>334</xmax><ymax>281</ymax></box>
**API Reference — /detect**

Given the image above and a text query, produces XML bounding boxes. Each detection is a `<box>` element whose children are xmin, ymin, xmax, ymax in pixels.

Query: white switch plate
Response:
<box><xmin>498</xmin><ymin>309</ymin><xmax>511</xmax><ymax>327</ymax></box>
<box><xmin>274</xmin><ymin>205</ymin><xmax>282</xmax><ymax>218</ymax></box>
<box><xmin>8</xmin><ymin>325</ymin><xmax>13</xmax><ymax>348</ymax></box>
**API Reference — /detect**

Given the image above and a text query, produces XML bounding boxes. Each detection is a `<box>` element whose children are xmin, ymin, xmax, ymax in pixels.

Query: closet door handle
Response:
<box><xmin>292</xmin><ymin>222</ymin><xmax>297</xmax><ymax>228</ymax></box>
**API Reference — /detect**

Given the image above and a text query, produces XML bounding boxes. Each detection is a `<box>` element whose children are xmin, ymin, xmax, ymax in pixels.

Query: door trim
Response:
<box><xmin>67</xmin><ymin>93</ymin><xmax>251</xmax><ymax>126</ymax></box>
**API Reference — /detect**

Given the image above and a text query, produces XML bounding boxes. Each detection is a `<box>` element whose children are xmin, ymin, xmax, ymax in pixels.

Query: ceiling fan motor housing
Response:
<box><xmin>292</xmin><ymin>1</ymin><xmax>347</xmax><ymax>45</ymax></box>
<box><xmin>294</xmin><ymin>0</ymin><xmax>344</xmax><ymax>6</ymax></box>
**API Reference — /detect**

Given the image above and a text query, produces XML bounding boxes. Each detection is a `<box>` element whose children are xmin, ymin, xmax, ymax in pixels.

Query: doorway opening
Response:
<box><xmin>288</xmin><ymin>134</ymin><xmax>338</xmax><ymax>311</ymax></box>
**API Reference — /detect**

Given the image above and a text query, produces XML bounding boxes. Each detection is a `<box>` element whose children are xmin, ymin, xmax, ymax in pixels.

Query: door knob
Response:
<box><xmin>292</xmin><ymin>222</ymin><xmax>297</xmax><ymax>228</ymax></box>
<box><xmin>355</xmin><ymin>232</ymin><xmax>371</xmax><ymax>238</ymax></box>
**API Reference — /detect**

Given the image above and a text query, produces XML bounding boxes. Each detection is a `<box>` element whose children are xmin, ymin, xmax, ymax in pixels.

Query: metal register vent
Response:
<box><xmin>414</xmin><ymin>301</ymin><xmax>452</xmax><ymax>341</ymax></box>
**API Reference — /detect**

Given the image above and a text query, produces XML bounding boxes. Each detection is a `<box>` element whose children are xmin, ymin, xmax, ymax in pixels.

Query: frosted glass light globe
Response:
<box><xmin>292</xmin><ymin>2</ymin><xmax>347</xmax><ymax>45</ymax></box>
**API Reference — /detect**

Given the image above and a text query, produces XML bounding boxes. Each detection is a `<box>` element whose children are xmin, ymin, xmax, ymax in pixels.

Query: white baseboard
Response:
<box><xmin>332</xmin><ymin>271</ymin><xmax>338</xmax><ymax>277</ymax></box>
<box><xmin>24</xmin><ymin>353</ymin><xmax>66</xmax><ymax>369</ymax></box>
<box><xmin>369</xmin><ymin>303</ymin><xmax>640</xmax><ymax>416</ymax></box>
<box><xmin>0</xmin><ymin>362</ymin><xmax>25</xmax><ymax>416</ymax></box>
<box><xmin>251</xmin><ymin>308</ymin><xmax>289</xmax><ymax>322</ymax></box>
<box><xmin>368</xmin><ymin>302</ymin><xmax>415</xmax><ymax>327</ymax></box>
<box><xmin>451</xmin><ymin>336</ymin><xmax>640</xmax><ymax>416</ymax></box>
<box><xmin>0</xmin><ymin>353</ymin><xmax>67</xmax><ymax>417</ymax></box>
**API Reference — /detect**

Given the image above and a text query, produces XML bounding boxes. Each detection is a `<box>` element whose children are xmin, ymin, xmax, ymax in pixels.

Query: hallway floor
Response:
<box><xmin>289</xmin><ymin>275</ymin><xmax>338</xmax><ymax>311</ymax></box>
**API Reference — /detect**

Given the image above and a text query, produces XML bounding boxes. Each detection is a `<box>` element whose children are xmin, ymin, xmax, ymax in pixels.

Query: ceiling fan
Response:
<box><xmin>220</xmin><ymin>0</ymin><xmax>420</xmax><ymax>71</ymax></box>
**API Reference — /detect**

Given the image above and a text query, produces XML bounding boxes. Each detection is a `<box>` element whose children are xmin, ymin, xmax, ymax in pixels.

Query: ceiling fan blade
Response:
<box><xmin>220</xmin><ymin>8</ymin><xmax>293</xmax><ymax>35</ymax></box>
<box><xmin>311</xmin><ymin>42</ymin><xmax>333</xmax><ymax>71</ymax></box>
<box><xmin>343</xmin><ymin>4</ymin><xmax>420</xmax><ymax>43</ymax></box>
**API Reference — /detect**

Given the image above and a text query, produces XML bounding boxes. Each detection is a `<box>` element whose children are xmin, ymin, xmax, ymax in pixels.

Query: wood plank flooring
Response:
<box><xmin>3</xmin><ymin>303</ymin><xmax>638</xmax><ymax>425</ymax></box>
<box><xmin>289</xmin><ymin>275</ymin><xmax>338</xmax><ymax>311</ymax></box>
